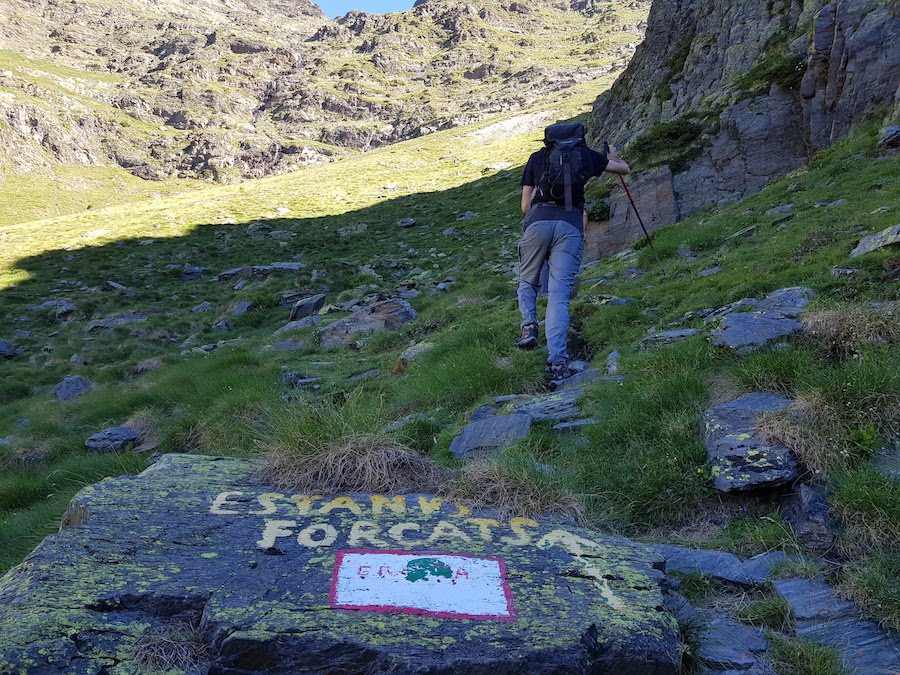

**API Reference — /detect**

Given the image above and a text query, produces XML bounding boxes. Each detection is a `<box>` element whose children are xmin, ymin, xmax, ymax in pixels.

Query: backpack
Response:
<box><xmin>533</xmin><ymin>123</ymin><xmax>594</xmax><ymax>212</ymax></box>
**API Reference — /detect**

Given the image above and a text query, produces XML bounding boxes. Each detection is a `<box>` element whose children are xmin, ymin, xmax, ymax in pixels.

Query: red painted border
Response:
<box><xmin>329</xmin><ymin>549</ymin><xmax>516</xmax><ymax>622</ymax></box>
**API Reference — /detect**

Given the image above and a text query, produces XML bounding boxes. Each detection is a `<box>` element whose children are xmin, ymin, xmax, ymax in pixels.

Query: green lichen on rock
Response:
<box><xmin>0</xmin><ymin>454</ymin><xmax>680</xmax><ymax>673</ymax></box>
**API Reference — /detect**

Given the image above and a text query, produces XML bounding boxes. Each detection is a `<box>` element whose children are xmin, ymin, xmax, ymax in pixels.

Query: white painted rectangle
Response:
<box><xmin>330</xmin><ymin>549</ymin><xmax>515</xmax><ymax>621</ymax></box>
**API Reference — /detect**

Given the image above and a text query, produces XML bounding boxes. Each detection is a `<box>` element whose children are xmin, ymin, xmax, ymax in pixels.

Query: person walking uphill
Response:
<box><xmin>515</xmin><ymin>122</ymin><xmax>631</xmax><ymax>383</ymax></box>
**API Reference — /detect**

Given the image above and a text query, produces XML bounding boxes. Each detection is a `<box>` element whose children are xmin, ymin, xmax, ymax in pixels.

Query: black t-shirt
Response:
<box><xmin>521</xmin><ymin>146</ymin><xmax>608</xmax><ymax>232</ymax></box>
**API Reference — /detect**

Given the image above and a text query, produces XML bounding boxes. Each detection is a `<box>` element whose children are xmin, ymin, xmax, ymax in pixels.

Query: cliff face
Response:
<box><xmin>588</xmin><ymin>0</ymin><xmax>899</xmax><ymax>229</ymax></box>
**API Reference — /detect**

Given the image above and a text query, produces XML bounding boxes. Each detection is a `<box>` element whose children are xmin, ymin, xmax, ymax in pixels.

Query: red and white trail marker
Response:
<box><xmin>330</xmin><ymin>550</ymin><xmax>515</xmax><ymax>621</ymax></box>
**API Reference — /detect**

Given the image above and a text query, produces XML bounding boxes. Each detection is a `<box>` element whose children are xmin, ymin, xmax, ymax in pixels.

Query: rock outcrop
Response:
<box><xmin>588</xmin><ymin>0</ymin><xmax>900</xmax><ymax>227</ymax></box>
<box><xmin>0</xmin><ymin>454</ymin><xmax>681</xmax><ymax>673</ymax></box>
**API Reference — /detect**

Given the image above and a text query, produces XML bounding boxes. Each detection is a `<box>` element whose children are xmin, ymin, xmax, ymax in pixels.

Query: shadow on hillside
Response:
<box><xmin>0</xmin><ymin>166</ymin><xmax>528</xmax><ymax>350</ymax></box>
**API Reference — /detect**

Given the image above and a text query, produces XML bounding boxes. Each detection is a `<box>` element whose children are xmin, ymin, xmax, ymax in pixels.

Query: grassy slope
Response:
<box><xmin>0</xmin><ymin>78</ymin><xmax>898</xmax><ymax>655</ymax></box>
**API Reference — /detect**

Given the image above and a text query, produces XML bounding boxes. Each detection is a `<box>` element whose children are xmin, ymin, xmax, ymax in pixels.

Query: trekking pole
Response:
<box><xmin>618</xmin><ymin>174</ymin><xmax>662</xmax><ymax>267</ymax></box>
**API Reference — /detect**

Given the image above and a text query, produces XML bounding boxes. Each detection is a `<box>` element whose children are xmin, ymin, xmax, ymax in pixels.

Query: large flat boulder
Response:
<box><xmin>701</xmin><ymin>392</ymin><xmax>799</xmax><ymax>492</ymax></box>
<box><xmin>0</xmin><ymin>455</ymin><xmax>680</xmax><ymax>673</ymax></box>
<box><xmin>849</xmin><ymin>224</ymin><xmax>900</xmax><ymax>258</ymax></box>
<box><xmin>449</xmin><ymin>413</ymin><xmax>532</xmax><ymax>459</ymax></box>
<box><xmin>319</xmin><ymin>299</ymin><xmax>418</xmax><ymax>348</ymax></box>
<box><xmin>709</xmin><ymin>287</ymin><xmax>815</xmax><ymax>354</ymax></box>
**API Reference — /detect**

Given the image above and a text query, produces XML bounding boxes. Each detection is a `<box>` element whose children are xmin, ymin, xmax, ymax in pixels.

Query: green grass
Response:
<box><xmin>840</xmin><ymin>551</ymin><xmax>900</xmax><ymax>632</ymax></box>
<box><xmin>768</xmin><ymin>634</ymin><xmax>847</xmax><ymax>675</ymax></box>
<box><xmin>734</xmin><ymin>595</ymin><xmax>792</xmax><ymax>631</ymax></box>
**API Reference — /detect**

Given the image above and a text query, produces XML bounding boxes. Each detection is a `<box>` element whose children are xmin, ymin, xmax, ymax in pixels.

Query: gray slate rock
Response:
<box><xmin>877</xmin><ymin>125</ymin><xmax>900</xmax><ymax>149</ymax></box>
<box><xmin>319</xmin><ymin>299</ymin><xmax>418</xmax><ymax>348</ymax></box>
<box><xmin>701</xmin><ymin>392</ymin><xmax>798</xmax><ymax>492</ymax></box>
<box><xmin>397</xmin><ymin>217</ymin><xmax>417</xmax><ymax>227</ymax></box>
<box><xmin>0</xmin><ymin>454</ymin><xmax>681</xmax><ymax>673</ymax></box>
<box><xmin>229</xmin><ymin>301</ymin><xmax>254</xmax><ymax>316</ymax></box>
<box><xmin>349</xmin><ymin>369</ymin><xmax>380</xmax><ymax>382</ymax></box>
<box><xmin>290</xmin><ymin>294</ymin><xmax>326</xmax><ymax>320</ymax></box>
<box><xmin>180</xmin><ymin>265</ymin><xmax>205</xmax><ymax>281</ymax></box>
<box><xmin>873</xmin><ymin>443</ymin><xmax>900</xmax><ymax>480</ymax></box>
<box><xmin>211</xmin><ymin>319</ymin><xmax>233</xmax><ymax>333</ymax></box>
<box><xmin>280</xmin><ymin>372</ymin><xmax>320</xmax><ymax>388</ymax></box>
<box><xmin>830</xmin><ymin>267</ymin><xmax>860</xmax><ymax>278</ymax></box>
<box><xmin>775</xmin><ymin>578</ymin><xmax>900</xmax><ymax>673</ymax></box>
<box><xmin>709</xmin><ymin>287</ymin><xmax>815</xmax><ymax>354</ymax></box>
<box><xmin>654</xmin><ymin>544</ymin><xmax>791</xmax><ymax>587</ymax></box>
<box><xmin>449</xmin><ymin>413</ymin><xmax>532</xmax><ymax>459</ymax></box>
<box><xmin>640</xmin><ymin>329</ymin><xmax>702</xmax><ymax>350</ymax></box>
<box><xmin>53</xmin><ymin>375</ymin><xmax>94</xmax><ymax>401</ymax></box>
<box><xmin>84</xmin><ymin>426</ymin><xmax>142</xmax><ymax>452</ymax></box>
<box><xmin>192</xmin><ymin>301</ymin><xmax>214</xmax><ymax>313</ymax></box>
<box><xmin>699</xmin><ymin>265</ymin><xmax>721</xmax><ymax>277</ymax></box>
<box><xmin>765</xmin><ymin>203</ymin><xmax>794</xmax><ymax>217</ymax></box>
<box><xmin>84</xmin><ymin>312</ymin><xmax>155</xmax><ymax>333</ymax></box>
<box><xmin>781</xmin><ymin>483</ymin><xmax>838</xmax><ymax>552</ymax></box>
<box><xmin>849</xmin><ymin>224</ymin><xmax>900</xmax><ymax>258</ymax></box>
<box><xmin>273</xmin><ymin>315</ymin><xmax>322</xmax><ymax>335</ymax></box>
<box><xmin>0</xmin><ymin>339</ymin><xmax>16</xmax><ymax>359</ymax></box>
<box><xmin>607</xmin><ymin>350</ymin><xmax>621</xmax><ymax>375</ymax></box>
<box><xmin>694</xmin><ymin>610</ymin><xmax>769</xmax><ymax>671</ymax></box>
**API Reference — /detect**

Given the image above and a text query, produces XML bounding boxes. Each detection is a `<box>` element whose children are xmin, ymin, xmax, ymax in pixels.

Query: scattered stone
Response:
<box><xmin>180</xmin><ymin>265</ymin><xmax>205</xmax><ymax>281</ymax></box>
<box><xmin>709</xmin><ymin>287</ymin><xmax>815</xmax><ymax>354</ymax></box>
<box><xmin>775</xmin><ymin>578</ymin><xmax>900</xmax><ymax>673</ymax></box>
<box><xmin>0</xmin><ymin>454</ymin><xmax>680</xmax><ymax>672</ymax></box>
<box><xmin>0</xmin><ymin>339</ymin><xmax>16</xmax><ymax>359</ymax></box>
<box><xmin>699</xmin><ymin>265</ymin><xmax>721</xmax><ymax>277</ymax></box>
<box><xmin>216</xmin><ymin>267</ymin><xmax>248</xmax><ymax>281</ymax></box>
<box><xmin>84</xmin><ymin>311</ymin><xmax>155</xmax><ymax>333</ymax></box>
<box><xmin>640</xmin><ymin>328</ymin><xmax>702</xmax><ymax>350</ymax></box>
<box><xmin>273</xmin><ymin>316</ymin><xmax>322</xmax><ymax>335</ymax></box>
<box><xmin>271</xmin><ymin>341</ymin><xmax>305</xmax><ymax>352</ymax></box>
<box><xmin>211</xmin><ymin>319</ymin><xmax>233</xmax><ymax>333</ymax></box>
<box><xmin>103</xmin><ymin>281</ymin><xmax>135</xmax><ymax>296</ymax></box>
<box><xmin>69</xmin><ymin>353</ymin><xmax>82</xmax><ymax>365</ymax></box>
<box><xmin>568</xmin><ymin>360</ymin><xmax>589</xmax><ymax>373</ymax></box>
<box><xmin>14</xmin><ymin>330</ymin><xmax>31</xmax><ymax>339</ymax></box>
<box><xmin>830</xmin><ymin>268</ymin><xmax>860</xmax><ymax>278</ymax></box>
<box><xmin>693</xmin><ymin>610</ymin><xmax>769</xmax><ymax>671</ymax></box>
<box><xmin>192</xmin><ymin>301</ymin><xmax>214</xmax><ymax>313</ymax></box>
<box><xmin>781</xmin><ymin>483</ymin><xmax>838</xmax><ymax>553</ymax></box>
<box><xmin>677</xmin><ymin>246</ymin><xmax>698</xmax><ymax>262</ymax></box>
<box><xmin>269</xmin><ymin>262</ymin><xmax>305</xmax><ymax>273</ymax></box>
<box><xmin>337</xmin><ymin>223</ymin><xmax>368</xmax><ymax>237</ymax></box>
<box><xmin>84</xmin><ymin>426</ymin><xmax>143</xmax><ymax>452</ymax></box>
<box><xmin>131</xmin><ymin>358</ymin><xmax>162</xmax><ymax>376</ymax></box>
<box><xmin>0</xmin><ymin>436</ymin><xmax>15</xmax><ymax>447</ymax></box>
<box><xmin>233</xmin><ymin>280</ymin><xmax>248</xmax><ymax>290</ymax></box>
<box><xmin>583</xmin><ymin>295</ymin><xmax>632</xmax><ymax>306</ymax></box>
<box><xmin>849</xmin><ymin>224</ymin><xmax>900</xmax><ymax>258</ymax></box>
<box><xmin>280</xmin><ymin>372</ymin><xmax>320</xmax><ymax>388</ymax></box>
<box><xmin>319</xmin><ymin>299</ymin><xmax>418</xmax><ymax>349</ymax></box>
<box><xmin>15</xmin><ymin>419</ymin><xmax>30</xmax><ymax>429</ymax></box>
<box><xmin>290</xmin><ymin>294</ymin><xmax>327</xmax><ymax>320</ymax></box>
<box><xmin>349</xmin><ymin>369</ymin><xmax>380</xmax><ymax>382</ymax></box>
<box><xmin>383</xmin><ymin>412</ymin><xmax>434</xmax><ymax>433</ymax></box>
<box><xmin>397</xmin><ymin>217</ymin><xmax>417</xmax><ymax>228</ymax></box>
<box><xmin>399</xmin><ymin>341</ymin><xmax>435</xmax><ymax>363</ymax></box>
<box><xmin>765</xmin><ymin>204</ymin><xmax>794</xmax><ymax>217</ymax></box>
<box><xmin>654</xmin><ymin>544</ymin><xmax>791</xmax><ymax>587</ymax></box>
<box><xmin>456</xmin><ymin>210</ymin><xmax>478</xmax><ymax>221</ymax></box>
<box><xmin>873</xmin><ymin>442</ymin><xmax>900</xmax><ymax>480</ymax></box>
<box><xmin>877</xmin><ymin>125</ymin><xmax>900</xmax><ymax>149</ymax></box>
<box><xmin>552</xmin><ymin>419</ymin><xmax>599</xmax><ymax>434</ymax></box>
<box><xmin>443</xmin><ymin>227</ymin><xmax>460</xmax><ymax>236</ymax></box>
<box><xmin>53</xmin><ymin>375</ymin><xmax>94</xmax><ymax>401</ymax></box>
<box><xmin>606</xmin><ymin>350</ymin><xmax>621</xmax><ymax>375</ymax></box>
<box><xmin>449</xmin><ymin>413</ymin><xmax>532</xmax><ymax>460</ymax></box>
<box><xmin>700</xmin><ymin>392</ymin><xmax>799</xmax><ymax>492</ymax></box>
<box><xmin>28</xmin><ymin>299</ymin><xmax>76</xmax><ymax>320</ymax></box>
<box><xmin>816</xmin><ymin>198</ymin><xmax>847</xmax><ymax>208</ymax></box>
<box><xmin>229</xmin><ymin>301</ymin><xmax>254</xmax><ymax>316</ymax></box>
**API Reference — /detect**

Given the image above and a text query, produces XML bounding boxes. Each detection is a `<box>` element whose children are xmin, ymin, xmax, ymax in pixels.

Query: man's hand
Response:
<box><xmin>607</xmin><ymin>144</ymin><xmax>621</xmax><ymax>161</ymax></box>
<box><xmin>604</xmin><ymin>144</ymin><xmax>630</xmax><ymax>176</ymax></box>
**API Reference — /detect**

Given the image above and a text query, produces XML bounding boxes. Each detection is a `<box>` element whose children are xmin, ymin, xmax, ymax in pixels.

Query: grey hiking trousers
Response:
<box><xmin>517</xmin><ymin>220</ymin><xmax>584</xmax><ymax>364</ymax></box>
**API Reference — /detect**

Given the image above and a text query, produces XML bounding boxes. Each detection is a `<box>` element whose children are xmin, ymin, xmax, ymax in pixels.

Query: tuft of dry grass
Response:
<box><xmin>446</xmin><ymin>460</ymin><xmax>585</xmax><ymax>522</ymax></box>
<box><xmin>132</xmin><ymin>622</ymin><xmax>209</xmax><ymax>672</ymax></box>
<box><xmin>802</xmin><ymin>306</ymin><xmax>900</xmax><ymax>360</ymax></box>
<box><xmin>260</xmin><ymin>435</ymin><xmax>453</xmax><ymax>493</ymax></box>
<box><xmin>757</xmin><ymin>394</ymin><xmax>856</xmax><ymax>477</ymax></box>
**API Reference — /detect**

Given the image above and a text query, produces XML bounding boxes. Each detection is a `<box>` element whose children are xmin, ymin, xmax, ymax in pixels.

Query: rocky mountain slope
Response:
<box><xmin>587</xmin><ymin>0</ymin><xmax>899</xmax><ymax>227</ymax></box>
<box><xmin>0</xmin><ymin>0</ymin><xmax>647</xmax><ymax>186</ymax></box>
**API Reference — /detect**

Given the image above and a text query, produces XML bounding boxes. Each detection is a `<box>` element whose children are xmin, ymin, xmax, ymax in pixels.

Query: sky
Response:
<box><xmin>316</xmin><ymin>0</ymin><xmax>414</xmax><ymax>17</ymax></box>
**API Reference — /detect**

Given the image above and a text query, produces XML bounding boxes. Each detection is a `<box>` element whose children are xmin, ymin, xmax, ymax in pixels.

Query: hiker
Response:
<box><xmin>515</xmin><ymin>123</ymin><xmax>630</xmax><ymax>382</ymax></box>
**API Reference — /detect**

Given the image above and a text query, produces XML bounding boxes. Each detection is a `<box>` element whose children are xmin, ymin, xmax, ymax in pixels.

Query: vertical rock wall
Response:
<box><xmin>588</xmin><ymin>0</ymin><xmax>899</xmax><ymax>240</ymax></box>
